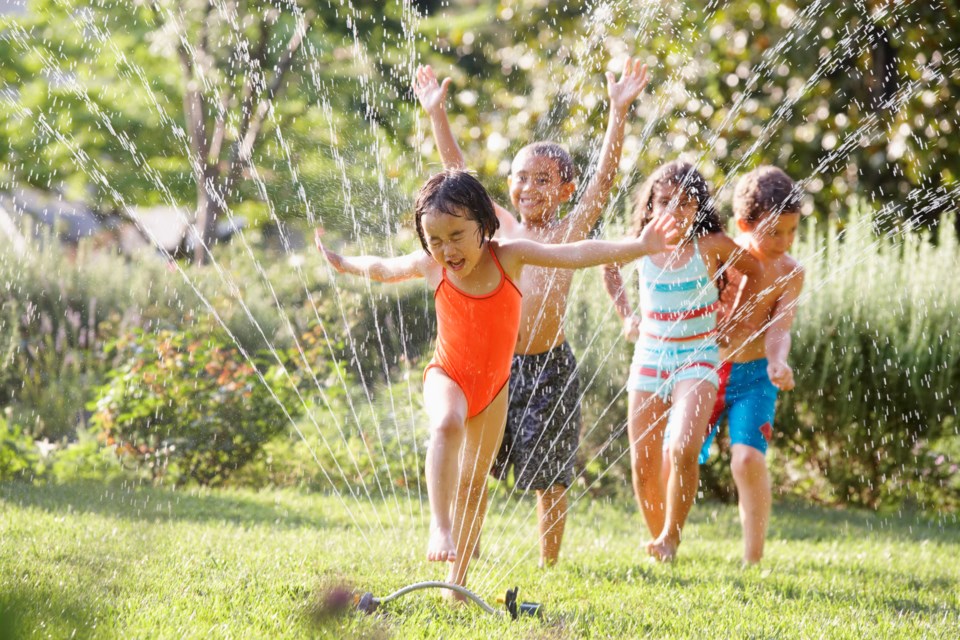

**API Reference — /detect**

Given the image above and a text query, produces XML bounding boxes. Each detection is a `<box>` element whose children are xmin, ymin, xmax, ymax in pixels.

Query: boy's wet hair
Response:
<box><xmin>415</xmin><ymin>170</ymin><xmax>500</xmax><ymax>251</ymax></box>
<box><xmin>518</xmin><ymin>142</ymin><xmax>577</xmax><ymax>183</ymax></box>
<box><xmin>733</xmin><ymin>166</ymin><xmax>802</xmax><ymax>224</ymax></box>
<box><xmin>632</xmin><ymin>160</ymin><xmax>723</xmax><ymax>238</ymax></box>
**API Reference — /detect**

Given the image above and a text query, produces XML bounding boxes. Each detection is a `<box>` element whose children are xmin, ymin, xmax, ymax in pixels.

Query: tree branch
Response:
<box><xmin>227</xmin><ymin>10</ymin><xmax>313</xmax><ymax>186</ymax></box>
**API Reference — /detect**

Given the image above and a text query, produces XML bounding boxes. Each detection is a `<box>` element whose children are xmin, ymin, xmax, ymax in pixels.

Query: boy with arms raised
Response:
<box><xmin>414</xmin><ymin>58</ymin><xmax>650</xmax><ymax>566</ymax></box>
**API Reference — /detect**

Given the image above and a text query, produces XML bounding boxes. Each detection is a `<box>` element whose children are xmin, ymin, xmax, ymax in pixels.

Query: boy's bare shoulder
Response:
<box><xmin>772</xmin><ymin>253</ymin><xmax>804</xmax><ymax>293</ymax></box>
<box><xmin>779</xmin><ymin>253</ymin><xmax>804</xmax><ymax>279</ymax></box>
<box><xmin>506</xmin><ymin>218</ymin><xmax>568</xmax><ymax>243</ymax></box>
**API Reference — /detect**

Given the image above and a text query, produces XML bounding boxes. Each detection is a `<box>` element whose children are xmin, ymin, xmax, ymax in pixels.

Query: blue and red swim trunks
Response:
<box><xmin>699</xmin><ymin>358</ymin><xmax>778</xmax><ymax>463</ymax></box>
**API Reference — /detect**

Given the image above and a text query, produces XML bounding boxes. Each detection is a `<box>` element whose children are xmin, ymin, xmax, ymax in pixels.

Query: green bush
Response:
<box><xmin>232</xmin><ymin>373</ymin><xmax>428</xmax><ymax>504</ymax></box>
<box><xmin>777</xmin><ymin>215</ymin><xmax>960</xmax><ymax>508</ymax></box>
<box><xmin>0</xmin><ymin>414</ymin><xmax>41</xmax><ymax>481</ymax></box>
<box><xmin>90</xmin><ymin>323</ymin><xmax>304</xmax><ymax>486</ymax></box>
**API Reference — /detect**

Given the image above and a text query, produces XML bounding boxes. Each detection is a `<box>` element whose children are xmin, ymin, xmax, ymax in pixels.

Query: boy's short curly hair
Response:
<box><xmin>414</xmin><ymin>170</ymin><xmax>499</xmax><ymax>251</ymax></box>
<box><xmin>518</xmin><ymin>142</ymin><xmax>577</xmax><ymax>183</ymax></box>
<box><xmin>733</xmin><ymin>166</ymin><xmax>802</xmax><ymax>224</ymax></box>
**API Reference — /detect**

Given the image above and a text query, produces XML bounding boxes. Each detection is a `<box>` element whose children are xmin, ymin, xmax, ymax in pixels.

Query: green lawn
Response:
<box><xmin>1</xmin><ymin>481</ymin><xmax>958</xmax><ymax>639</ymax></box>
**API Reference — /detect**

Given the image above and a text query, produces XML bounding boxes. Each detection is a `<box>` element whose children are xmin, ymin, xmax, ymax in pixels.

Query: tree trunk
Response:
<box><xmin>192</xmin><ymin>164</ymin><xmax>224</xmax><ymax>266</ymax></box>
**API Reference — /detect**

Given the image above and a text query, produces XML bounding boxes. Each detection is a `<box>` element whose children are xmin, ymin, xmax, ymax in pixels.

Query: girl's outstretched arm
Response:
<box><xmin>315</xmin><ymin>230</ymin><xmax>431</xmax><ymax>283</ymax></box>
<box><xmin>502</xmin><ymin>213</ymin><xmax>677</xmax><ymax>270</ymax></box>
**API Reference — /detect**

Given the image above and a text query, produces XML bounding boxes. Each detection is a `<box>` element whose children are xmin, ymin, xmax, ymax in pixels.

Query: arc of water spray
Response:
<box><xmin>144</xmin><ymin>0</ymin><xmax>420</xmax><ymax>528</ymax></box>
<box><xmin>2</xmin><ymin>6</ymin><xmax>397</xmax><ymax>542</ymax></box>
<box><xmin>474</xmin><ymin>0</ymin><xmax>942</xmax><ymax>588</ymax></box>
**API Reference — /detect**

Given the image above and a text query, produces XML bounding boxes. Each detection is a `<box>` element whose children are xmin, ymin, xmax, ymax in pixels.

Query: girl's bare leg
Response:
<box><xmin>648</xmin><ymin>378</ymin><xmax>716</xmax><ymax>562</ymax></box>
<box><xmin>423</xmin><ymin>369</ymin><xmax>469</xmax><ymax>563</ymax></box>
<box><xmin>730</xmin><ymin>444</ymin><xmax>771</xmax><ymax>565</ymax></box>
<box><xmin>627</xmin><ymin>390</ymin><xmax>671</xmax><ymax>539</ymax></box>
<box><xmin>446</xmin><ymin>384</ymin><xmax>509</xmax><ymax>597</ymax></box>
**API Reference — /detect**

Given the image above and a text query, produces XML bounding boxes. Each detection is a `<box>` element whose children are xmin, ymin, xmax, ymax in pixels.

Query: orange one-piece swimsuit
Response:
<box><xmin>423</xmin><ymin>244</ymin><xmax>523</xmax><ymax>418</ymax></box>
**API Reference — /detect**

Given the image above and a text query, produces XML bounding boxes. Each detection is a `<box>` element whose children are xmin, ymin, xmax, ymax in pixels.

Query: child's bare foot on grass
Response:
<box><xmin>441</xmin><ymin>587</ymin><xmax>469</xmax><ymax>604</ymax></box>
<box><xmin>646</xmin><ymin>536</ymin><xmax>679</xmax><ymax>562</ymax></box>
<box><xmin>427</xmin><ymin>526</ymin><xmax>457</xmax><ymax>562</ymax></box>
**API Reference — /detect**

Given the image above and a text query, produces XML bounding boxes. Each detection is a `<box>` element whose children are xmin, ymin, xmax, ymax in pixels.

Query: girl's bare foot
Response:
<box><xmin>441</xmin><ymin>587</ymin><xmax>468</xmax><ymax>604</ymax></box>
<box><xmin>646</xmin><ymin>535</ymin><xmax>679</xmax><ymax>562</ymax></box>
<box><xmin>427</xmin><ymin>525</ymin><xmax>457</xmax><ymax>562</ymax></box>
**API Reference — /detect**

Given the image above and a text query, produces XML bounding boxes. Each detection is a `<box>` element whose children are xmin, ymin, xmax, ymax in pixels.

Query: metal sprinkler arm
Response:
<box><xmin>376</xmin><ymin>581</ymin><xmax>502</xmax><ymax>615</ymax></box>
<box><xmin>355</xmin><ymin>581</ymin><xmax>543</xmax><ymax>620</ymax></box>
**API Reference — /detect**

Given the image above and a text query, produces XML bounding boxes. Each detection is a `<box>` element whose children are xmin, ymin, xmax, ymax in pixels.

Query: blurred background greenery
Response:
<box><xmin>0</xmin><ymin>0</ymin><xmax>957</xmax><ymax>511</ymax></box>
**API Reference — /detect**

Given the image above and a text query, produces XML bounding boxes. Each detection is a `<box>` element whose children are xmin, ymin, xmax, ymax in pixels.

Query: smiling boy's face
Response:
<box><xmin>508</xmin><ymin>150</ymin><xmax>576</xmax><ymax>225</ymax></box>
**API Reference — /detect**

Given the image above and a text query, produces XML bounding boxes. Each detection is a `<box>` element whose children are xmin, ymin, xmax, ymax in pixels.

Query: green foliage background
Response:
<box><xmin>1</xmin><ymin>1</ymin><xmax>957</xmax><ymax>232</ymax></box>
<box><xmin>0</xmin><ymin>1</ymin><xmax>958</xmax><ymax>506</ymax></box>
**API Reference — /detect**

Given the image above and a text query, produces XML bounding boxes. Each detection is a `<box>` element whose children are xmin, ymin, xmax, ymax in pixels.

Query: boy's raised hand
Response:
<box><xmin>414</xmin><ymin>65</ymin><xmax>452</xmax><ymax>116</ymax></box>
<box><xmin>314</xmin><ymin>228</ymin><xmax>348</xmax><ymax>274</ymax></box>
<box><xmin>606</xmin><ymin>57</ymin><xmax>649</xmax><ymax>114</ymax></box>
<box><xmin>637</xmin><ymin>212</ymin><xmax>679</xmax><ymax>255</ymax></box>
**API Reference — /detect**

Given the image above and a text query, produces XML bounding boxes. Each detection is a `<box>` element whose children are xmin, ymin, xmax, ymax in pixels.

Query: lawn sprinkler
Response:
<box><xmin>355</xmin><ymin>582</ymin><xmax>543</xmax><ymax>620</ymax></box>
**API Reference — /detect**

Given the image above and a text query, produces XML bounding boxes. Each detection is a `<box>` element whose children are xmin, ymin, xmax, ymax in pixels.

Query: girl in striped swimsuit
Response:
<box><xmin>604</xmin><ymin>160</ymin><xmax>762</xmax><ymax>562</ymax></box>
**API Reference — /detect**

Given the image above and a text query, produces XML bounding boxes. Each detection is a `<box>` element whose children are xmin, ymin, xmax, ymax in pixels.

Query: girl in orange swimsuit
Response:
<box><xmin>317</xmin><ymin>170</ymin><xmax>677</xmax><ymax>599</ymax></box>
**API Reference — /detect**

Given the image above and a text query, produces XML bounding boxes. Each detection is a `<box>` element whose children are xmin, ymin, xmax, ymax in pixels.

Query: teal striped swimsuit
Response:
<box><xmin>628</xmin><ymin>239</ymin><xmax>720</xmax><ymax>399</ymax></box>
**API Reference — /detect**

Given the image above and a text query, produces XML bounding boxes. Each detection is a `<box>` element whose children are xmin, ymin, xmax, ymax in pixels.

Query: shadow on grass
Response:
<box><xmin>769</xmin><ymin>500</ymin><xmax>960</xmax><ymax>544</ymax></box>
<box><xmin>0</xmin><ymin>585</ymin><xmax>102</xmax><ymax>640</ymax></box>
<box><xmin>0</xmin><ymin>480</ymin><xmax>343</xmax><ymax>531</ymax></box>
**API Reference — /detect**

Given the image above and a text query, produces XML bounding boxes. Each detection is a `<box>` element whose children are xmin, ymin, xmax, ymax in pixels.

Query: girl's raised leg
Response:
<box><xmin>423</xmin><ymin>369</ymin><xmax>469</xmax><ymax>563</ymax></box>
<box><xmin>648</xmin><ymin>378</ymin><xmax>716</xmax><ymax>562</ymax></box>
<box><xmin>446</xmin><ymin>383</ymin><xmax>509</xmax><ymax>597</ymax></box>
<box><xmin>627</xmin><ymin>390</ymin><xmax>671</xmax><ymax>539</ymax></box>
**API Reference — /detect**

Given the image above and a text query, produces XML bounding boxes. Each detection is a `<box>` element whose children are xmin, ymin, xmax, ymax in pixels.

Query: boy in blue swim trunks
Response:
<box><xmin>701</xmin><ymin>166</ymin><xmax>805</xmax><ymax>565</ymax></box>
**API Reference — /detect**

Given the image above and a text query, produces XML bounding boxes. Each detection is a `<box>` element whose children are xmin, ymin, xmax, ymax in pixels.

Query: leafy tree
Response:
<box><xmin>411</xmin><ymin>0</ymin><xmax>959</xmax><ymax>228</ymax></box>
<box><xmin>0</xmin><ymin>0</ymin><xmax>428</xmax><ymax>261</ymax></box>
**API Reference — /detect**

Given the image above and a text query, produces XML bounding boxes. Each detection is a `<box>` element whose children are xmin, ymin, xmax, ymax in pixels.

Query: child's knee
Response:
<box><xmin>730</xmin><ymin>446</ymin><xmax>766</xmax><ymax>479</ymax></box>
<box><xmin>668</xmin><ymin>440</ymin><xmax>701</xmax><ymax>467</ymax></box>
<box><xmin>431</xmin><ymin>413</ymin><xmax>465</xmax><ymax>440</ymax></box>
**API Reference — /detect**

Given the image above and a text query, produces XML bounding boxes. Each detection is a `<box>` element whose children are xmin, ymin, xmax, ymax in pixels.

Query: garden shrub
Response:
<box><xmin>0</xmin><ymin>414</ymin><xmax>41</xmax><ymax>481</ymax></box>
<box><xmin>776</xmin><ymin>217</ymin><xmax>960</xmax><ymax>508</ymax></box>
<box><xmin>90</xmin><ymin>322</ymin><xmax>304</xmax><ymax>486</ymax></box>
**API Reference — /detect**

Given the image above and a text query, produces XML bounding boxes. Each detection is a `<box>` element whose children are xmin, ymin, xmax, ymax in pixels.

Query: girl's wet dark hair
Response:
<box><xmin>631</xmin><ymin>160</ymin><xmax>723</xmax><ymax>238</ymax></box>
<box><xmin>414</xmin><ymin>170</ymin><xmax>500</xmax><ymax>251</ymax></box>
<box><xmin>733</xmin><ymin>166</ymin><xmax>802</xmax><ymax>224</ymax></box>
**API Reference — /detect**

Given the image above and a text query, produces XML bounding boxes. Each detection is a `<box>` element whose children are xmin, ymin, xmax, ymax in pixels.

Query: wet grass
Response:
<box><xmin>1</xmin><ymin>481</ymin><xmax>958</xmax><ymax>639</ymax></box>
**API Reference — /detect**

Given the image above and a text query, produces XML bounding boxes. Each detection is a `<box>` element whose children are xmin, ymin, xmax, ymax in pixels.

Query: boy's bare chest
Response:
<box><xmin>518</xmin><ymin>266</ymin><xmax>575</xmax><ymax>302</ymax></box>
<box><xmin>741</xmin><ymin>264</ymin><xmax>793</xmax><ymax>319</ymax></box>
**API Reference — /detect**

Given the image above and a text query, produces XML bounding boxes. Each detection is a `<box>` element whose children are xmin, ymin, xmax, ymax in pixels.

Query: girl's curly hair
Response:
<box><xmin>631</xmin><ymin>160</ymin><xmax>723</xmax><ymax>238</ymax></box>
